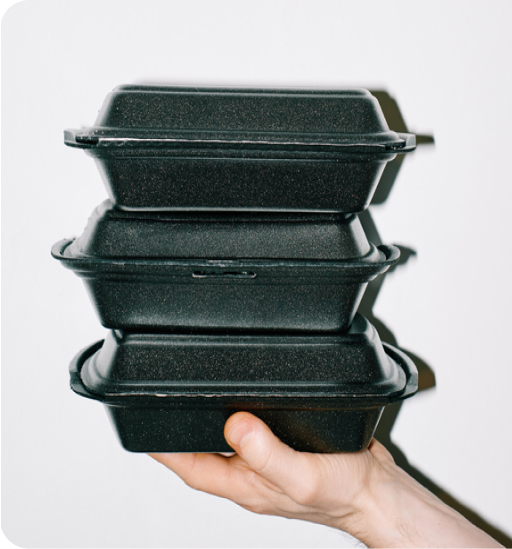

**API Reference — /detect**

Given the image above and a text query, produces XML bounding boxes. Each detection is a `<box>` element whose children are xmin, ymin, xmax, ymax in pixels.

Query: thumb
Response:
<box><xmin>224</xmin><ymin>412</ymin><xmax>309</xmax><ymax>491</ymax></box>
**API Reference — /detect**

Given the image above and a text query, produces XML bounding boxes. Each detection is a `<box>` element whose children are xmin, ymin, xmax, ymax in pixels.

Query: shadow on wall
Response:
<box><xmin>361</xmin><ymin>91</ymin><xmax>512</xmax><ymax>548</ymax></box>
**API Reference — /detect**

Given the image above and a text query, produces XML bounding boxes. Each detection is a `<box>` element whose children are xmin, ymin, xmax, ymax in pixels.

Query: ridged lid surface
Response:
<box><xmin>78</xmin><ymin>315</ymin><xmax>411</xmax><ymax>400</ymax></box>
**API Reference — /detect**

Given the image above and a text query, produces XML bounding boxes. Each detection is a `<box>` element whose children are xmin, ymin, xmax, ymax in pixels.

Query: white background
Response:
<box><xmin>2</xmin><ymin>1</ymin><xmax>511</xmax><ymax>547</ymax></box>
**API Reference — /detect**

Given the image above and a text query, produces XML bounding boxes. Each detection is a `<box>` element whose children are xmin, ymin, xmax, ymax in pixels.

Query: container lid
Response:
<box><xmin>70</xmin><ymin>315</ymin><xmax>418</xmax><ymax>405</ymax></box>
<box><xmin>64</xmin><ymin>86</ymin><xmax>416</xmax><ymax>154</ymax></box>
<box><xmin>65</xmin><ymin>200</ymin><xmax>373</xmax><ymax>261</ymax></box>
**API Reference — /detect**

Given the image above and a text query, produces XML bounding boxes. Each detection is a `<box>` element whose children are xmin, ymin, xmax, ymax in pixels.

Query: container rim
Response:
<box><xmin>65</xmin><ymin>129</ymin><xmax>415</xmax><ymax>154</ymax></box>
<box><xmin>52</xmin><ymin>238</ymin><xmax>399</xmax><ymax>273</ymax></box>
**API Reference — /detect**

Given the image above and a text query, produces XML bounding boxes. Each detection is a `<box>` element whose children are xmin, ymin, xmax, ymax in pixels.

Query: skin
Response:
<box><xmin>149</xmin><ymin>412</ymin><xmax>503</xmax><ymax>548</ymax></box>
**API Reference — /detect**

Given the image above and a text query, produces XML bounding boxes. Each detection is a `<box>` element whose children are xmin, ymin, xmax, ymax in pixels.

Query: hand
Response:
<box><xmin>149</xmin><ymin>411</ymin><xmax>397</xmax><ymax>541</ymax></box>
<box><xmin>149</xmin><ymin>412</ymin><xmax>502</xmax><ymax>548</ymax></box>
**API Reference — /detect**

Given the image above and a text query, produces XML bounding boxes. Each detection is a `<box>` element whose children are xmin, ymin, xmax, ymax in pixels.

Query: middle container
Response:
<box><xmin>52</xmin><ymin>200</ymin><xmax>399</xmax><ymax>333</ymax></box>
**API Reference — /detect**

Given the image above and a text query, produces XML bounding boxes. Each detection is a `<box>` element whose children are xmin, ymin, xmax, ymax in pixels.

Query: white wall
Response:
<box><xmin>2</xmin><ymin>1</ymin><xmax>511</xmax><ymax>547</ymax></box>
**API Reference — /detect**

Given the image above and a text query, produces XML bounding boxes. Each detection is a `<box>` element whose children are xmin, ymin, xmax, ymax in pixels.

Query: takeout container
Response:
<box><xmin>69</xmin><ymin>314</ymin><xmax>418</xmax><ymax>452</ymax></box>
<box><xmin>65</xmin><ymin>86</ymin><xmax>416</xmax><ymax>212</ymax></box>
<box><xmin>58</xmin><ymin>85</ymin><xmax>420</xmax><ymax>455</ymax></box>
<box><xmin>52</xmin><ymin>202</ymin><xmax>399</xmax><ymax>332</ymax></box>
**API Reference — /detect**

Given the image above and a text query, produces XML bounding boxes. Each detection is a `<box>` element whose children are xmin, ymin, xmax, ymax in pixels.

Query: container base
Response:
<box><xmin>106</xmin><ymin>404</ymin><xmax>383</xmax><ymax>453</ymax></box>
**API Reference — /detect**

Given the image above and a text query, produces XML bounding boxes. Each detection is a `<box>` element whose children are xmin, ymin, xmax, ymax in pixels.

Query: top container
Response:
<box><xmin>65</xmin><ymin>86</ymin><xmax>415</xmax><ymax>212</ymax></box>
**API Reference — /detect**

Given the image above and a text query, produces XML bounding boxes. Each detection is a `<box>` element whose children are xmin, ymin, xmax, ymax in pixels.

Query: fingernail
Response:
<box><xmin>227</xmin><ymin>420</ymin><xmax>253</xmax><ymax>449</ymax></box>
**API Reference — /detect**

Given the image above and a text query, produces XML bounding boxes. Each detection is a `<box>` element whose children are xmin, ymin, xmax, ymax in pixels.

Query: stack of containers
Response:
<box><xmin>53</xmin><ymin>86</ymin><xmax>418</xmax><ymax>453</ymax></box>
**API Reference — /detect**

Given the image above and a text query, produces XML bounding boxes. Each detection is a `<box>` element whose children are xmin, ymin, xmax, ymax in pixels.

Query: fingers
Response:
<box><xmin>224</xmin><ymin>412</ymin><xmax>315</xmax><ymax>498</ymax></box>
<box><xmin>149</xmin><ymin>449</ymin><xmax>283</xmax><ymax>509</ymax></box>
<box><xmin>149</xmin><ymin>452</ymin><xmax>240</xmax><ymax>498</ymax></box>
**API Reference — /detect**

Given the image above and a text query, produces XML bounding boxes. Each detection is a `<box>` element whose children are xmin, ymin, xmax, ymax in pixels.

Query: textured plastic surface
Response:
<box><xmin>52</xmin><ymin>237</ymin><xmax>399</xmax><ymax>332</ymax></box>
<box><xmin>69</xmin><ymin>315</ymin><xmax>418</xmax><ymax>452</ymax></box>
<box><xmin>64</xmin><ymin>86</ymin><xmax>416</xmax><ymax>212</ymax></box>
<box><xmin>68</xmin><ymin>200</ymin><xmax>372</xmax><ymax>260</ymax></box>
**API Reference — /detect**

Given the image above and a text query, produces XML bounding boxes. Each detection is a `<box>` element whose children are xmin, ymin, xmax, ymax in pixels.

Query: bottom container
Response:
<box><xmin>69</xmin><ymin>315</ymin><xmax>417</xmax><ymax>453</ymax></box>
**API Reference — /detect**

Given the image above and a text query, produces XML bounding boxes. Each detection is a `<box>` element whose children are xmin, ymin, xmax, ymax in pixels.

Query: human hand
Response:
<box><xmin>149</xmin><ymin>411</ymin><xmax>393</xmax><ymax>540</ymax></box>
<box><xmin>149</xmin><ymin>412</ymin><xmax>502</xmax><ymax>548</ymax></box>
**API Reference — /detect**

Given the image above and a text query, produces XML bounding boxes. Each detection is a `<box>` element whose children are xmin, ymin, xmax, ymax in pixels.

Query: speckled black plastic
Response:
<box><xmin>68</xmin><ymin>200</ymin><xmax>372</xmax><ymax>260</ymax></box>
<box><xmin>64</xmin><ymin>86</ymin><xmax>415</xmax><ymax>212</ymax></box>
<box><xmin>52</xmin><ymin>238</ymin><xmax>399</xmax><ymax>332</ymax></box>
<box><xmin>69</xmin><ymin>315</ymin><xmax>418</xmax><ymax>452</ymax></box>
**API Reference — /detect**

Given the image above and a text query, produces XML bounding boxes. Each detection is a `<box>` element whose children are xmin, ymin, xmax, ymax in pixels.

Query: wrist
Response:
<box><xmin>340</xmin><ymin>441</ymin><xmax>503</xmax><ymax>548</ymax></box>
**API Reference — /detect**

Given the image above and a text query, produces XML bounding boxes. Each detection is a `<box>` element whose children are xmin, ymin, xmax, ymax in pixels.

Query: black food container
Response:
<box><xmin>65</xmin><ymin>86</ymin><xmax>416</xmax><ymax>212</ymax></box>
<box><xmin>70</xmin><ymin>315</ymin><xmax>418</xmax><ymax>453</ymax></box>
<box><xmin>52</xmin><ymin>201</ymin><xmax>399</xmax><ymax>332</ymax></box>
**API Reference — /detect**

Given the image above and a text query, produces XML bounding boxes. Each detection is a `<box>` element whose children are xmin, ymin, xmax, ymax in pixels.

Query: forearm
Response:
<box><xmin>151</xmin><ymin>416</ymin><xmax>502</xmax><ymax>549</ymax></box>
<box><xmin>346</xmin><ymin>449</ymin><xmax>503</xmax><ymax>548</ymax></box>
